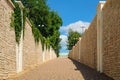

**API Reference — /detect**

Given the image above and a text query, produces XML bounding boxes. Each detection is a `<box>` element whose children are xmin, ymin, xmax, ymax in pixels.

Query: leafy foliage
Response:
<box><xmin>10</xmin><ymin>3</ymin><xmax>22</xmax><ymax>44</ymax></box>
<box><xmin>67</xmin><ymin>29</ymin><xmax>81</xmax><ymax>50</ymax></box>
<box><xmin>11</xmin><ymin>0</ymin><xmax>62</xmax><ymax>56</ymax></box>
<box><xmin>23</xmin><ymin>8</ymin><xmax>27</xmax><ymax>38</ymax></box>
<box><xmin>30</xmin><ymin>20</ymin><xmax>43</xmax><ymax>44</ymax></box>
<box><xmin>10</xmin><ymin>1</ymin><xmax>27</xmax><ymax>44</ymax></box>
<box><xmin>21</xmin><ymin>0</ymin><xmax>62</xmax><ymax>57</ymax></box>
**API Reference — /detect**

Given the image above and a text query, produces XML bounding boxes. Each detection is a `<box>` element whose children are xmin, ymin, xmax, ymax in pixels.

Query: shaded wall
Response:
<box><xmin>80</xmin><ymin>16</ymin><xmax>97</xmax><ymax>69</ymax></box>
<box><xmin>72</xmin><ymin>41</ymin><xmax>80</xmax><ymax>61</ymax></box>
<box><xmin>69</xmin><ymin>0</ymin><xmax>120</xmax><ymax>79</ymax></box>
<box><xmin>102</xmin><ymin>0</ymin><xmax>120</xmax><ymax>79</ymax></box>
<box><xmin>69</xmin><ymin>16</ymin><xmax>97</xmax><ymax>69</ymax></box>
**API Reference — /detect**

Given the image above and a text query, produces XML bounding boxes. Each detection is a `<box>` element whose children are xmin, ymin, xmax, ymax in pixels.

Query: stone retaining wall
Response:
<box><xmin>80</xmin><ymin>16</ymin><xmax>97</xmax><ymax>69</ymax></box>
<box><xmin>69</xmin><ymin>16</ymin><xmax>97</xmax><ymax>69</ymax></box>
<box><xmin>0</xmin><ymin>0</ymin><xmax>16</xmax><ymax>78</ymax></box>
<box><xmin>69</xmin><ymin>0</ymin><xmax>120</xmax><ymax>79</ymax></box>
<box><xmin>102</xmin><ymin>0</ymin><xmax>120</xmax><ymax>79</ymax></box>
<box><xmin>0</xmin><ymin>0</ymin><xmax>57</xmax><ymax>79</ymax></box>
<box><xmin>23</xmin><ymin>19</ymin><xmax>43</xmax><ymax>70</ymax></box>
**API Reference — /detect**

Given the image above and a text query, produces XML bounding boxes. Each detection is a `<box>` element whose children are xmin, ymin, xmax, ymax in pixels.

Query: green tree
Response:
<box><xmin>48</xmin><ymin>11</ymin><xmax>62</xmax><ymax>57</ymax></box>
<box><xmin>20</xmin><ymin>0</ymin><xmax>62</xmax><ymax>56</ymax></box>
<box><xmin>67</xmin><ymin>29</ymin><xmax>81</xmax><ymax>50</ymax></box>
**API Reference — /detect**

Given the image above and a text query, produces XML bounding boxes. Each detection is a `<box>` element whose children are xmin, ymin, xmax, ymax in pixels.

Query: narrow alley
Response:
<box><xmin>12</xmin><ymin>58</ymin><xmax>113</xmax><ymax>80</ymax></box>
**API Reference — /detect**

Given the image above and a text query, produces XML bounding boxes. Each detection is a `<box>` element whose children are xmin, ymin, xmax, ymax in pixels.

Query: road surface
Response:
<box><xmin>12</xmin><ymin>58</ymin><xmax>113</xmax><ymax>80</ymax></box>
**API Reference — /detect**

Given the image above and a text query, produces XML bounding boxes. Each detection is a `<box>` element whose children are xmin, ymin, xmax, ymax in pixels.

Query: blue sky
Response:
<box><xmin>47</xmin><ymin>0</ymin><xmax>105</xmax><ymax>54</ymax></box>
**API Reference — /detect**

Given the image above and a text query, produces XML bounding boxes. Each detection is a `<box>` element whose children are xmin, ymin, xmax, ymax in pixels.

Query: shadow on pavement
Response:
<box><xmin>68</xmin><ymin>58</ymin><xmax>114</xmax><ymax>80</ymax></box>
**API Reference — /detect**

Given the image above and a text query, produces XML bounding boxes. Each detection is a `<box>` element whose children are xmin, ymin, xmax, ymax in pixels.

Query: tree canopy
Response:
<box><xmin>67</xmin><ymin>29</ymin><xmax>81</xmax><ymax>50</ymax></box>
<box><xmin>19</xmin><ymin>0</ymin><xmax>62</xmax><ymax>57</ymax></box>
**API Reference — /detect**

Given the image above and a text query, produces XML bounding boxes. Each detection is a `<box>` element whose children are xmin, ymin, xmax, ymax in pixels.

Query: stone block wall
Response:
<box><xmin>72</xmin><ymin>46</ymin><xmax>75</xmax><ymax>59</ymax></box>
<box><xmin>45</xmin><ymin>49</ymin><xmax>50</xmax><ymax>62</ymax></box>
<box><xmin>0</xmin><ymin>0</ymin><xmax>16</xmax><ymax>78</ymax></box>
<box><xmin>68</xmin><ymin>50</ymin><xmax>72</xmax><ymax>59</ymax></box>
<box><xmin>69</xmin><ymin>0</ymin><xmax>120</xmax><ymax>79</ymax></box>
<box><xmin>80</xmin><ymin>16</ymin><xmax>97</xmax><ymax>69</ymax></box>
<box><xmin>76</xmin><ymin>42</ymin><xmax>79</xmax><ymax>61</ymax></box>
<box><xmin>69</xmin><ymin>17</ymin><xmax>97</xmax><ymax>69</ymax></box>
<box><xmin>23</xmin><ymin>19</ymin><xmax>56</xmax><ymax>70</ymax></box>
<box><xmin>69</xmin><ymin>42</ymin><xmax>80</xmax><ymax>61</ymax></box>
<box><xmin>73</xmin><ymin>41</ymin><xmax>79</xmax><ymax>61</ymax></box>
<box><xmin>23</xmin><ymin>19</ymin><xmax>43</xmax><ymax>70</ymax></box>
<box><xmin>73</xmin><ymin>45</ymin><xmax>77</xmax><ymax>61</ymax></box>
<box><xmin>102</xmin><ymin>0</ymin><xmax>120</xmax><ymax>79</ymax></box>
<box><xmin>51</xmin><ymin>48</ymin><xmax>57</xmax><ymax>59</ymax></box>
<box><xmin>0</xmin><ymin>0</ymin><xmax>57</xmax><ymax>79</ymax></box>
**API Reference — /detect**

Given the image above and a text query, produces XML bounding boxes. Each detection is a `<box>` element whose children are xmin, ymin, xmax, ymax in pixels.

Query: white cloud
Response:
<box><xmin>60</xmin><ymin>35</ymin><xmax>68</xmax><ymax>50</ymax></box>
<box><xmin>60</xmin><ymin>20</ymin><xmax>90</xmax><ymax>34</ymax></box>
<box><xmin>59</xmin><ymin>20</ymin><xmax>90</xmax><ymax>53</ymax></box>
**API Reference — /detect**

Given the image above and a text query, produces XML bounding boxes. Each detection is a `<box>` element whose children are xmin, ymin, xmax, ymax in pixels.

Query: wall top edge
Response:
<box><xmin>102</xmin><ymin>0</ymin><xmax>112</xmax><ymax>10</ymax></box>
<box><xmin>8</xmin><ymin>0</ymin><xmax>15</xmax><ymax>8</ymax></box>
<box><xmin>26</xmin><ymin>18</ymin><xmax>32</xmax><ymax>27</ymax></box>
<box><xmin>97</xmin><ymin>1</ymin><xmax>106</xmax><ymax>10</ymax></box>
<box><xmin>99</xmin><ymin>1</ymin><xmax>106</xmax><ymax>4</ymax></box>
<box><xmin>15</xmin><ymin>1</ymin><xmax>24</xmax><ymax>9</ymax></box>
<box><xmin>82</xmin><ymin>15</ymin><xmax>96</xmax><ymax>38</ymax></box>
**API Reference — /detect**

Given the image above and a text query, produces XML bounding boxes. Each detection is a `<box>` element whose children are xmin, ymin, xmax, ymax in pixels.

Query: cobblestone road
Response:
<box><xmin>12</xmin><ymin>58</ymin><xmax>113</xmax><ymax>80</ymax></box>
